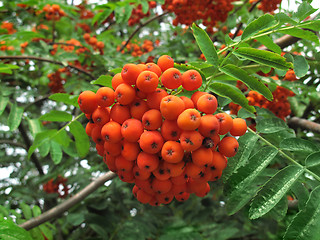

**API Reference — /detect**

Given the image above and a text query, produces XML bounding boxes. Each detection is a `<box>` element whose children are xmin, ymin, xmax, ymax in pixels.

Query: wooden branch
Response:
<box><xmin>288</xmin><ymin>117</ymin><xmax>320</xmax><ymax>134</ymax></box>
<box><xmin>19</xmin><ymin>171</ymin><xmax>117</xmax><ymax>230</ymax></box>
<box><xmin>119</xmin><ymin>11</ymin><xmax>169</xmax><ymax>52</ymax></box>
<box><xmin>0</xmin><ymin>56</ymin><xmax>95</xmax><ymax>80</ymax></box>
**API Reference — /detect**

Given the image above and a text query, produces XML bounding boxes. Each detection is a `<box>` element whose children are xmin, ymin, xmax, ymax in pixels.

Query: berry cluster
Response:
<box><xmin>128</xmin><ymin>1</ymin><xmax>157</xmax><ymax>26</ymax></box>
<box><xmin>47</xmin><ymin>69</ymin><xmax>67</xmax><ymax>93</ymax></box>
<box><xmin>83</xmin><ymin>33</ymin><xmax>104</xmax><ymax>54</ymax></box>
<box><xmin>43</xmin><ymin>176</ymin><xmax>69</xmax><ymax>198</ymax></box>
<box><xmin>43</xmin><ymin>4</ymin><xmax>66</xmax><ymax>21</ymax></box>
<box><xmin>1</xmin><ymin>21</ymin><xmax>16</xmax><ymax>34</ymax></box>
<box><xmin>118</xmin><ymin>39</ymin><xmax>159</xmax><ymax>57</ymax></box>
<box><xmin>230</xmin><ymin>78</ymin><xmax>295</xmax><ymax>120</ymax></box>
<box><xmin>78</xmin><ymin>55</ymin><xmax>246</xmax><ymax>205</ymax></box>
<box><xmin>249</xmin><ymin>0</ymin><xmax>282</xmax><ymax>13</ymax></box>
<box><xmin>162</xmin><ymin>0</ymin><xmax>235</xmax><ymax>32</ymax></box>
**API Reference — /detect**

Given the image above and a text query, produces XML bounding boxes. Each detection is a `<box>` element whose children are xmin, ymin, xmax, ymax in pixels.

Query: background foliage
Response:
<box><xmin>0</xmin><ymin>0</ymin><xmax>320</xmax><ymax>239</ymax></box>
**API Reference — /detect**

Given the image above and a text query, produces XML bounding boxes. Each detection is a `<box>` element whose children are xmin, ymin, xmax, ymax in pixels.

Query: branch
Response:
<box><xmin>288</xmin><ymin>117</ymin><xmax>320</xmax><ymax>134</ymax></box>
<box><xmin>119</xmin><ymin>11</ymin><xmax>169</xmax><ymax>52</ymax></box>
<box><xmin>19</xmin><ymin>171</ymin><xmax>117</xmax><ymax>230</ymax></box>
<box><xmin>0</xmin><ymin>140</ymin><xmax>26</xmax><ymax>149</ymax></box>
<box><xmin>0</xmin><ymin>56</ymin><xmax>95</xmax><ymax>80</ymax></box>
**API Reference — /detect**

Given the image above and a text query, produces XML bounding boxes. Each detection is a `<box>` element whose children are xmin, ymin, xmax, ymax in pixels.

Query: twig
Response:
<box><xmin>232</xmin><ymin>0</ymin><xmax>262</xmax><ymax>40</ymax></box>
<box><xmin>0</xmin><ymin>56</ymin><xmax>95</xmax><ymax>80</ymax></box>
<box><xmin>287</xmin><ymin>117</ymin><xmax>320</xmax><ymax>134</ymax></box>
<box><xmin>119</xmin><ymin>11</ymin><xmax>169</xmax><ymax>52</ymax></box>
<box><xmin>19</xmin><ymin>171</ymin><xmax>117</xmax><ymax>230</ymax></box>
<box><xmin>0</xmin><ymin>140</ymin><xmax>27</xmax><ymax>149</ymax></box>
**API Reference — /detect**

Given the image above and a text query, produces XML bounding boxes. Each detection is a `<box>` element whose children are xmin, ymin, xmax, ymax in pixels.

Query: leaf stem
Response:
<box><xmin>247</xmin><ymin>127</ymin><xmax>320</xmax><ymax>182</ymax></box>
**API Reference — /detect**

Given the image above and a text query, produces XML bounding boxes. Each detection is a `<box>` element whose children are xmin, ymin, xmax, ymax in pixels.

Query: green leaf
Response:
<box><xmin>19</xmin><ymin>202</ymin><xmax>32</xmax><ymax>220</ymax></box>
<box><xmin>8</xmin><ymin>103</ymin><xmax>24</xmax><ymax>131</ymax></box>
<box><xmin>0</xmin><ymin>94</ymin><xmax>9</xmax><ymax>116</ymax></box>
<box><xmin>278</xmin><ymin>28</ymin><xmax>319</xmax><ymax>45</ymax></box>
<box><xmin>220</xmin><ymin>64</ymin><xmax>273</xmax><ymax>101</ymax></box>
<box><xmin>49</xmin><ymin>93</ymin><xmax>79</xmax><ymax>107</ymax></box>
<box><xmin>28</xmin><ymin>130</ymin><xmax>57</xmax><ymax>159</ymax></box>
<box><xmin>222</xmin><ymin>132</ymin><xmax>259</xmax><ymax>182</ymax></box>
<box><xmin>241</xmin><ymin>14</ymin><xmax>277</xmax><ymax>40</ymax></box>
<box><xmin>234</xmin><ymin>47</ymin><xmax>293</xmax><ymax>70</ymax></box>
<box><xmin>39</xmin><ymin>110</ymin><xmax>73</xmax><ymax>122</ymax></box>
<box><xmin>249</xmin><ymin>165</ymin><xmax>304</xmax><ymax>219</ymax></box>
<box><xmin>0</xmin><ymin>219</ymin><xmax>33</xmax><ymax>240</ymax></box>
<box><xmin>50</xmin><ymin>141</ymin><xmax>62</xmax><ymax>164</ymax></box>
<box><xmin>209</xmin><ymin>82</ymin><xmax>255</xmax><ymax>113</ymax></box>
<box><xmin>256</xmin><ymin>117</ymin><xmax>288</xmax><ymax>133</ymax></box>
<box><xmin>255</xmin><ymin>35</ymin><xmax>282</xmax><ymax>54</ymax></box>
<box><xmin>294</xmin><ymin>2</ymin><xmax>317</xmax><ymax>22</ymax></box>
<box><xmin>191</xmin><ymin>23</ymin><xmax>218</xmax><ymax>66</ymax></box>
<box><xmin>224</xmin><ymin>146</ymin><xmax>278</xmax><ymax>196</ymax></box>
<box><xmin>293</xmin><ymin>55</ymin><xmax>309</xmax><ymax>78</ymax></box>
<box><xmin>284</xmin><ymin>185</ymin><xmax>320</xmax><ymax>240</ymax></box>
<box><xmin>90</xmin><ymin>75</ymin><xmax>113</xmax><ymax>87</ymax></box>
<box><xmin>280</xmin><ymin>138</ymin><xmax>319</xmax><ymax>154</ymax></box>
<box><xmin>291</xmin><ymin>182</ymin><xmax>310</xmax><ymax>210</ymax></box>
<box><xmin>69</xmin><ymin>121</ymin><xmax>90</xmax><ymax>158</ymax></box>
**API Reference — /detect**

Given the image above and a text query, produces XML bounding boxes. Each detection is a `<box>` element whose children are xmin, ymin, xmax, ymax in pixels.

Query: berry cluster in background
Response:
<box><xmin>78</xmin><ymin>55</ymin><xmax>247</xmax><ymax>205</ymax></box>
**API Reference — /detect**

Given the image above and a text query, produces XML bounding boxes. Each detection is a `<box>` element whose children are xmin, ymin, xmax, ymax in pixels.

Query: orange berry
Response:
<box><xmin>137</xmin><ymin>151</ymin><xmax>159</xmax><ymax>172</ymax></box>
<box><xmin>146</xmin><ymin>88</ymin><xmax>168</xmax><ymax>110</ymax></box>
<box><xmin>160</xmin><ymin>68</ymin><xmax>182</xmax><ymax>89</ymax></box>
<box><xmin>136</xmin><ymin>70</ymin><xmax>159</xmax><ymax>93</ymax></box>
<box><xmin>121</xmin><ymin>63</ymin><xmax>141</xmax><ymax>85</ymax></box>
<box><xmin>160</xmin><ymin>95</ymin><xmax>185</xmax><ymax>120</ymax></box>
<box><xmin>110</xmin><ymin>103</ymin><xmax>131</xmax><ymax>124</ymax></box>
<box><xmin>218</xmin><ymin>136</ymin><xmax>239</xmax><ymax>157</ymax></box>
<box><xmin>101</xmin><ymin>121</ymin><xmax>122</xmax><ymax>143</ymax></box>
<box><xmin>177</xmin><ymin>108</ymin><xmax>201</xmax><ymax>131</ymax></box>
<box><xmin>180</xmin><ymin>130</ymin><xmax>203</xmax><ymax>152</ymax></box>
<box><xmin>142</xmin><ymin>109</ymin><xmax>162</xmax><ymax>130</ymax></box>
<box><xmin>115</xmin><ymin>83</ymin><xmax>135</xmax><ymax>105</ymax></box>
<box><xmin>182</xmin><ymin>69</ymin><xmax>202</xmax><ymax>91</ymax></box>
<box><xmin>198</xmin><ymin>114</ymin><xmax>220</xmax><ymax>137</ymax></box>
<box><xmin>121</xmin><ymin>118</ymin><xmax>144</xmax><ymax>142</ymax></box>
<box><xmin>139</xmin><ymin>130</ymin><xmax>164</xmax><ymax>154</ymax></box>
<box><xmin>95</xmin><ymin>87</ymin><xmax>115</xmax><ymax>107</ymax></box>
<box><xmin>230</xmin><ymin>118</ymin><xmax>247</xmax><ymax>136</ymax></box>
<box><xmin>215</xmin><ymin>112</ymin><xmax>233</xmax><ymax>135</ymax></box>
<box><xmin>161</xmin><ymin>140</ymin><xmax>184</xmax><ymax>163</ymax></box>
<box><xmin>157</xmin><ymin>55</ymin><xmax>174</xmax><ymax>72</ymax></box>
<box><xmin>111</xmin><ymin>73</ymin><xmax>125</xmax><ymax>90</ymax></box>
<box><xmin>78</xmin><ymin>91</ymin><xmax>98</xmax><ymax>114</ymax></box>
<box><xmin>196</xmin><ymin>93</ymin><xmax>218</xmax><ymax>114</ymax></box>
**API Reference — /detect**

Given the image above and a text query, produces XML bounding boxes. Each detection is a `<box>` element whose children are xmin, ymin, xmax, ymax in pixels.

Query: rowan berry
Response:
<box><xmin>161</xmin><ymin>140</ymin><xmax>184</xmax><ymax>163</ymax></box>
<box><xmin>115</xmin><ymin>83</ymin><xmax>136</xmax><ymax>105</ymax></box>
<box><xmin>180</xmin><ymin>130</ymin><xmax>203</xmax><ymax>152</ymax></box>
<box><xmin>229</xmin><ymin>118</ymin><xmax>247</xmax><ymax>136</ymax></box>
<box><xmin>160</xmin><ymin>68</ymin><xmax>182</xmax><ymax>89</ymax></box>
<box><xmin>139</xmin><ymin>130</ymin><xmax>164</xmax><ymax>154</ymax></box>
<box><xmin>196</xmin><ymin>93</ymin><xmax>218</xmax><ymax>114</ymax></box>
<box><xmin>95</xmin><ymin>87</ymin><xmax>115</xmax><ymax>107</ymax></box>
<box><xmin>137</xmin><ymin>151</ymin><xmax>159</xmax><ymax>172</ymax></box>
<box><xmin>121</xmin><ymin>119</ymin><xmax>144</xmax><ymax>142</ymax></box>
<box><xmin>157</xmin><ymin>55</ymin><xmax>174</xmax><ymax>72</ymax></box>
<box><xmin>177</xmin><ymin>108</ymin><xmax>201</xmax><ymax>131</ymax></box>
<box><xmin>101</xmin><ymin>121</ymin><xmax>122</xmax><ymax>143</ymax></box>
<box><xmin>160</xmin><ymin>95</ymin><xmax>185</xmax><ymax>120</ymax></box>
<box><xmin>142</xmin><ymin>109</ymin><xmax>162</xmax><ymax>130</ymax></box>
<box><xmin>78</xmin><ymin>91</ymin><xmax>98</xmax><ymax>114</ymax></box>
<box><xmin>218</xmin><ymin>136</ymin><xmax>239</xmax><ymax>157</ymax></box>
<box><xmin>181</xmin><ymin>70</ymin><xmax>202</xmax><ymax>91</ymax></box>
<box><xmin>136</xmin><ymin>70</ymin><xmax>159</xmax><ymax>93</ymax></box>
<box><xmin>215</xmin><ymin>112</ymin><xmax>233</xmax><ymax>135</ymax></box>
